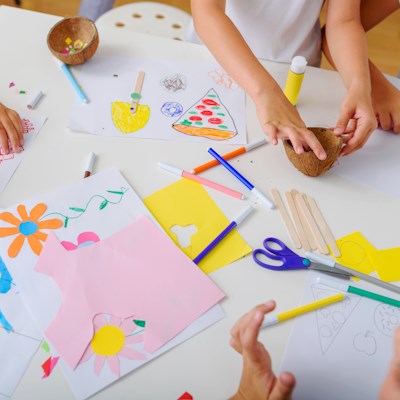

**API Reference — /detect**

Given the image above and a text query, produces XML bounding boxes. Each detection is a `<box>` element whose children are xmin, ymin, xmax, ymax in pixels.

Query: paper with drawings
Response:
<box><xmin>279</xmin><ymin>272</ymin><xmax>394</xmax><ymax>399</ymax></box>
<box><xmin>0</xmin><ymin>168</ymin><xmax>225</xmax><ymax>399</ymax></box>
<box><xmin>68</xmin><ymin>56</ymin><xmax>247</xmax><ymax>144</ymax></box>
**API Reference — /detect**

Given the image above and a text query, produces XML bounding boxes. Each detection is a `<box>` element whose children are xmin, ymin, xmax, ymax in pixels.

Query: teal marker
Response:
<box><xmin>318</xmin><ymin>277</ymin><xmax>400</xmax><ymax>308</ymax></box>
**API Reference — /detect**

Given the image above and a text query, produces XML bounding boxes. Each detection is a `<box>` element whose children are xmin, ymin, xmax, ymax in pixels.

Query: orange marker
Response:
<box><xmin>190</xmin><ymin>137</ymin><xmax>267</xmax><ymax>174</ymax></box>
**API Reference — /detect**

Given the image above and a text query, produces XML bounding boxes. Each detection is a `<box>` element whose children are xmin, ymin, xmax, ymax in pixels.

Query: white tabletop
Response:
<box><xmin>1</xmin><ymin>6</ymin><xmax>400</xmax><ymax>400</ymax></box>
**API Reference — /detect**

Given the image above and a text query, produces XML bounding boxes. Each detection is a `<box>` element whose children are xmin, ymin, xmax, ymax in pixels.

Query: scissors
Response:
<box><xmin>252</xmin><ymin>237</ymin><xmax>351</xmax><ymax>279</ymax></box>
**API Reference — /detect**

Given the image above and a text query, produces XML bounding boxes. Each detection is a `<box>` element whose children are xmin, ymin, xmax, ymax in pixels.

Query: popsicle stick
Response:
<box><xmin>271</xmin><ymin>188</ymin><xmax>301</xmax><ymax>249</ymax></box>
<box><xmin>292</xmin><ymin>190</ymin><xmax>317</xmax><ymax>250</ymax></box>
<box><xmin>294</xmin><ymin>193</ymin><xmax>329</xmax><ymax>254</ymax></box>
<box><xmin>130</xmin><ymin>71</ymin><xmax>145</xmax><ymax>114</ymax></box>
<box><xmin>285</xmin><ymin>191</ymin><xmax>310</xmax><ymax>251</ymax></box>
<box><xmin>305</xmin><ymin>195</ymin><xmax>341</xmax><ymax>257</ymax></box>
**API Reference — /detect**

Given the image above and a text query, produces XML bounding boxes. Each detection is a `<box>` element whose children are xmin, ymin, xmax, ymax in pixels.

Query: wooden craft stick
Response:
<box><xmin>285</xmin><ymin>191</ymin><xmax>311</xmax><ymax>251</ymax></box>
<box><xmin>294</xmin><ymin>193</ymin><xmax>329</xmax><ymax>254</ymax></box>
<box><xmin>305</xmin><ymin>195</ymin><xmax>341</xmax><ymax>257</ymax></box>
<box><xmin>292</xmin><ymin>190</ymin><xmax>317</xmax><ymax>250</ymax></box>
<box><xmin>271</xmin><ymin>188</ymin><xmax>301</xmax><ymax>249</ymax></box>
<box><xmin>130</xmin><ymin>70</ymin><xmax>145</xmax><ymax>114</ymax></box>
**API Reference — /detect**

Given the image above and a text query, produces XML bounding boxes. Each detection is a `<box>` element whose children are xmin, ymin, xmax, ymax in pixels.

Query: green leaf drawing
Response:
<box><xmin>69</xmin><ymin>207</ymin><xmax>85</xmax><ymax>213</ymax></box>
<box><xmin>99</xmin><ymin>200</ymin><xmax>108</xmax><ymax>210</ymax></box>
<box><xmin>106</xmin><ymin>190</ymin><xmax>125</xmax><ymax>195</ymax></box>
<box><xmin>133</xmin><ymin>319</ymin><xmax>146</xmax><ymax>328</ymax></box>
<box><xmin>64</xmin><ymin>217</ymin><xmax>69</xmax><ymax>228</ymax></box>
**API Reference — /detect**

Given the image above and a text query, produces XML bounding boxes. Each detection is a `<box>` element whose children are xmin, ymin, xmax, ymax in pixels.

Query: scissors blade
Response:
<box><xmin>308</xmin><ymin>262</ymin><xmax>352</xmax><ymax>280</ymax></box>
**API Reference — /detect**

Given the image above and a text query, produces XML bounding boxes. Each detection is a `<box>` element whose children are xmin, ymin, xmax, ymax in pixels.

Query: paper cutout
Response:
<box><xmin>172</xmin><ymin>89</ymin><xmax>238</xmax><ymax>141</ymax></box>
<box><xmin>8</xmin><ymin>82</ymin><xmax>15</xmax><ymax>88</ymax></box>
<box><xmin>178</xmin><ymin>392</ymin><xmax>193</xmax><ymax>400</ymax></box>
<box><xmin>170</xmin><ymin>224</ymin><xmax>198</xmax><ymax>248</ymax></box>
<box><xmin>41</xmin><ymin>356</ymin><xmax>59</xmax><ymax>378</ymax></box>
<box><xmin>111</xmin><ymin>102</ymin><xmax>150</xmax><ymax>134</ymax></box>
<box><xmin>0</xmin><ymin>310</ymin><xmax>13</xmax><ymax>333</ymax></box>
<box><xmin>79</xmin><ymin>314</ymin><xmax>146</xmax><ymax>377</ymax></box>
<box><xmin>160</xmin><ymin>73</ymin><xmax>187</xmax><ymax>93</ymax></box>
<box><xmin>35</xmin><ymin>215</ymin><xmax>224</xmax><ymax>369</ymax></box>
<box><xmin>369</xmin><ymin>248</ymin><xmax>400</xmax><ymax>282</ymax></box>
<box><xmin>41</xmin><ymin>340</ymin><xmax>50</xmax><ymax>353</ymax></box>
<box><xmin>0</xmin><ymin>203</ymin><xmax>63</xmax><ymax>258</ymax></box>
<box><xmin>61</xmin><ymin>232</ymin><xmax>100</xmax><ymax>250</ymax></box>
<box><xmin>144</xmin><ymin>179</ymin><xmax>252</xmax><ymax>274</ymax></box>
<box><xmin>0</xmin><ymin>257</ymin><xmax>13</xmax><ymax>293</ymax></box>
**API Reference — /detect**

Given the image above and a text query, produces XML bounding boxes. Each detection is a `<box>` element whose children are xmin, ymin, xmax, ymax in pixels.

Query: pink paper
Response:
<box><xmin>35</xmin><ymin>216</ymin><xmax>224</xmax><ymax>369</ymax></box>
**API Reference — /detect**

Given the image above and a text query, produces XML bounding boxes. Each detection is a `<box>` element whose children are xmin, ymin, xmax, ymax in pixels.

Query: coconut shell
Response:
<box><xmin>47</xmin><ymin>17</ymin><xmax>99</xmax><ymax>65</ymax></box>
<box><xmin>283</xmin><ymin>127</ymin><xmax>342</xmax><ymax>177</ymax></box>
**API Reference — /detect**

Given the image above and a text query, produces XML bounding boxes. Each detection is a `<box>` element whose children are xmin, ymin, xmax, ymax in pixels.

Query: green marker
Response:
<box><xmin>318</xmin><ymin>277</ymin><xmax>400</xmax><ymax>307</ymax></box>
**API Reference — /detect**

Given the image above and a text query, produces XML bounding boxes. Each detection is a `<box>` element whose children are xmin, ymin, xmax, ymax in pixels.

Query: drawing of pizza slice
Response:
<box><xmin>172</xmin><ymin>89</ymin><xmax>238</xmax><ymax>140</ymax></box>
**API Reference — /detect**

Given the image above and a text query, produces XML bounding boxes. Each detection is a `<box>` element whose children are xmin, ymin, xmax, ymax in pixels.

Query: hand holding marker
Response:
<box><xmin>207</xmin><ymin>147</ymin><xmax>275</xmax><ymax>209</ymax></box>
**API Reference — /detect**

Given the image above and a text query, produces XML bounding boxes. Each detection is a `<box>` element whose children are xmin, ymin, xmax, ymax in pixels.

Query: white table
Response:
<box><xmin>1</xmin><ymin>6</ymin><xmax>399</xmax><ymax>399</ymax></box>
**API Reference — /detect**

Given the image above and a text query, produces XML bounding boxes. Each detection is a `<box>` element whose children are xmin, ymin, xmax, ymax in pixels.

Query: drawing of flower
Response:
<box><xmin>61</xmin><ymin>232</ymin><xmax>100</xmax><ymax>251</ymax></box>
<box><xmin>79</xmin><ymin>314</ymin><xmax>147</xmax><ymax>377</ymax></box>
<box><xmin>0</xmin><ymin>203</ymin><xmax>63</xmax><ymax>258</ymax></box>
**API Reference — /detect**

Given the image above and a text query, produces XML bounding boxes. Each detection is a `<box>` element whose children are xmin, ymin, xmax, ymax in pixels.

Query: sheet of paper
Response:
<box><xmin>144</xmin><ymin>179</ymin><xmax>252</xmax><ymax>274</ymax></box>
<box><xmin>280</xmin><ymin>272</ymin><xmax>394</xmax><ymax>399</ymax></box>
<box><xmin>68</xmin><ymin>56</ymin><xmax>247</xmax><ymax>145</ymax></box>
<box><xmin>0</xmin><ymin>169</ymin><xmax>225</xmax><ymax>399</ymax></box>
<box><xmin>0</xmin><ymin>114</ymin><xmax>46</xmax><ymax>193</ymax></box>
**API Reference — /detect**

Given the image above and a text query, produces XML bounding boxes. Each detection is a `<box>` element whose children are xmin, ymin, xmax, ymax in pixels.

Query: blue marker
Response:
<box><xmin>54</xmin><ymin>58</ymin><xmax>89</xmax><ymax>103</ymax></box>
<box><xmin>193</xmin><ymin>205</ymin><xmax>253</xmax><ymax>265</ymax></box>
<box><xmin>208</xmin><ymin>147</ymin><xmax>275</xmax><ymax>209</ymax></box>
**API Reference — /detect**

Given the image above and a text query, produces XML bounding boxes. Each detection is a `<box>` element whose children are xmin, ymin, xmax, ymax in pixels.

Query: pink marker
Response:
<box><xmin>158</xmin><ymin>162</ymin><xmax>245</xmax><ymax>200</ymax></box>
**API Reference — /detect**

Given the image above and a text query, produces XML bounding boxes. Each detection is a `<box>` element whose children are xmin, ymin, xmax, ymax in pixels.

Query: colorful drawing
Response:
<box><xmin>374</xmin><ymin>304</ymin><xmax>400</xmax><ymax>337</ymax></box>
<box><xmin>160</xmin><ymin>73</ymin><xmax>187</xmax><ymax>93</ymax></box>
<box><xmin>61</xmin><ymin>232</ymin><xmax>100</xmax><ymax>250</ymax></box>
<box><xmin>79</xmin><ymin>314</ymin><xmax>146</xmax><ymax>377</ymax></box>
<box><xmin>0</xmin><ymin>147</ymin><xmax>15</xmax><ymax>163</ymax></box>
<box><xmin>111</xmin><ymin>102</ymin><xmax>150</xmax><ymax>134</ymax></box>
<box><xmin>0</xmin><ymin>257</ymin><xmax>13</xmax><ymax>293</ymax></box>
<box><xmin>160</xmin><ymin>101</ymin><xmax>183</xmax><ymax>117</ymax></box>
<box><xmin>172</xmin><ymin>89</ymin><xmax>238</xmax><ymax>140</ymax></box>
<box><xmin>0</xmin><ymin>310</ymin><xmax>13</xmax><ymax>333</ymax></box>
<box><xmin>0</xmin><ymin>203</ymin><xmax>63</xmax><ymax>258</ymax></box>
<box><xmin>208</xmin><ymin>68</ymin><xmax>238</xmax><ymax>90</ymax></box>
<box><xmin>21</xmin><ymin>118</ymin><xmax>35</xmax><ymax>134</ymax></box>
<box><xmin>42</xmin><ymin>188</ymin><xmax>129</xmax><ymax>228</ymax></box>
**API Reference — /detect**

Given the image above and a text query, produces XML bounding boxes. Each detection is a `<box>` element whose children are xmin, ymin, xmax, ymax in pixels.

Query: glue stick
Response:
<box><xmin>284</xmin><ymin>56</ymin><xmax>307</xmax><ymax>106</ymax></box>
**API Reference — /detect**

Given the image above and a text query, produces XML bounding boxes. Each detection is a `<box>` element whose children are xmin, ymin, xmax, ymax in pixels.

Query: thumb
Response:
<box><xmin>270</xmin><ymin>372</ymin><xmax>296</xmax><ymax>400</ymax></box>
<box><xmin>334</xmin><ymin>110</ymin><xmax>354</xmax><ymax>135</ymax></box>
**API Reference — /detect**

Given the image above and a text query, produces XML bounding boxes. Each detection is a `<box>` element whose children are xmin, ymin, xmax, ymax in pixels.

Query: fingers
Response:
<box><xmin>263</xmin><ymin>124</ymin><xmax>279</xmax><ymax>145</ymax></box>
<box><xmin>334</xmin><ymin>109</ymin><xmax>354</xmax><ymax>136</ymax></box>
<box><xmin>230</xmin><ymin>300</ymin><xmax>276</xmax><ymax>355</ymax></box>
<box><xmin>0</xmin><ymin>105</ymin><xmax>23</xmax><ymax>154</ymax></box>
<box><xmin>270</xmin><ymin>372</ymin><xmax>296</xmax><ymax>400</ymax></box>
<box><xmin>7</xmin><ymin>108</ymin><xmax>24</xmax><ymax>151</ymax></box>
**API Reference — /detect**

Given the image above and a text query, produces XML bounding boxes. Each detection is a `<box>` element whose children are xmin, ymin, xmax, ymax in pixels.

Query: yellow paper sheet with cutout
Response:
<box><xmin>333</xmin><ymin>232</ymin><xmax>377</xmax><ymax>276</ymax></box>
<box><xmin>144</xmin><ymin>179</ymin><xmax>252</xmax><ymax>274</ymax></box>
<box><xmin>369</xmin><ymin>248</ymin><xmax>400</xmax><ymax>282</ymax></box>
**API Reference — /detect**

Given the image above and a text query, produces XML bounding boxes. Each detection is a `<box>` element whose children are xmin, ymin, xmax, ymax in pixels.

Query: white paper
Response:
<box><xmin>68</xmin><ymin>56</ymin><xmax>247</xmax><ymax>145</ymax></box>
<box><xmin>0</xmin><ymin>114</ymin><xmax>46</xmax><ymax>193</ymax></box>
<box><xmin>280</xmin><ymin>272</ymin><xmax>394</xmax><ymax>400</ymax></box>
<box><xmin>0</xmin><ymin>168</ymin><xmax>224</xmax><ymax>399</ymax></box>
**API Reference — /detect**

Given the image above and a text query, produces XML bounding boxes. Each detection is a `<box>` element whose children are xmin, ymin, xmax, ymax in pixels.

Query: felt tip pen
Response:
<box><xmin>207</xmin><ymin>147</ymin><xmax>275</xmax><ymax>209</ymax></box>
<box><xmin>54</xmin><ymin>57</ymin><xmax>89</xmax><ymax>103</ymax></box>
<box><xmin>193</xmin><ymin>205</ymin><xmax>254</xmax><ymax>264</ymax></box>
<box><xmin>305</xmin><ymin>251</ymin><xmax>400</xmax><ymax>296</ymax></box>
<box><xmin>191</xmin><ymin>137</ymin><xmax>267</xmax><ymax>174</ymax></box>
<box><xmin>84</xmin><ymin>152</ymin><xmax>95</xmax><ymax>178</ymax></box>
<box><xmin>317</xmin><ymin>277</ymin><xmax>400</xmax><ymax>308</ymax></box>
<box><xmin>262</xmin><ymin>293</ymin><xmax>345</xmax><ymax>328</ymax></box>
<box><xmin>158</xmin><ymin>162</ymin><xmax>245</xmax><ymax>200</ymax></box>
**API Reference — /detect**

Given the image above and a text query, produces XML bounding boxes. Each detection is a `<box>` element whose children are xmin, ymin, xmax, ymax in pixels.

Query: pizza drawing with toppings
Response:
<box><xmin>172</xmin><ymin>89</ymin><xmax>238</xmax><ymax>140</ymax></box>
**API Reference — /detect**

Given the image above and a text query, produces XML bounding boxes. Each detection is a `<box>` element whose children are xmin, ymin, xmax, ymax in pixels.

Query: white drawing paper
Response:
<box><xmin>68</xmin><ymin>57</ymin><xmax>247</xmax><ymax>145</ymax></box>
<box><xmin>279</xmin><ymin>272</ymin><xmax>394</xmax><ymax>400</ymax></box>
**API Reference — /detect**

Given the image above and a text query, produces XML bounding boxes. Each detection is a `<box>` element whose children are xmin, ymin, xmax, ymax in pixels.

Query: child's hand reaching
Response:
<box><xmin>229</xmin><ymin>300</ymin><xmax>296</xmax><ymax>400</ymax></box>
<box><xmin>0</xmin><ymin>103</ymin><xmax>24</xmax><ymax>154</ymax></box>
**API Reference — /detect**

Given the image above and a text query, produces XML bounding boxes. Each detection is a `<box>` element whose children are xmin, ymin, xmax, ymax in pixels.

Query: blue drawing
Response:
<box><xmin>0</xmin><ymin>257</ymin><xmax>13</xmax><ymax>294</ymax></box>
<box><xmin>0</xmin><ymin>310</ymin><xmax>13</xmax><ymax>333</ymax></box>
<box><xmin>161</xmin><ymin>102</ymin><xmax>183</xmax><ymax>118</ymax></box>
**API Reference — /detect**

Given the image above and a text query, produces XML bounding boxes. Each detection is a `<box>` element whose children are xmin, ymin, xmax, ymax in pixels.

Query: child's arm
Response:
<box><xmin>325</xmin><ymin>0</ymin><xmax>377</xmax><ymax>156</ymax></box>
<box><xmin>0</xmin><ymin>103</ymin><xmax>23</xmax><ymax>154</ymax></box>
<box><xmin>190</xmin><ymin>0</ymin><xmax>327</xmax><ymax>160</ymax></box>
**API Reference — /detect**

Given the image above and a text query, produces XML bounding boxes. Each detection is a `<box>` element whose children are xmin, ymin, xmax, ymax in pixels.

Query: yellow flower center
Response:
<box><xmin>91</xmin><ymin>325</ymin><xmax>125</xmax><ymax>356</ymax></box>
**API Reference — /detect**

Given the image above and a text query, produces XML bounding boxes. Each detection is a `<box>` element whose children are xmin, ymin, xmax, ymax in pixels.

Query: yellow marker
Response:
<box><xmin>283</xmin><ymin>56</ymin><xmax>307</xmax><ymax>106</ymax></box>
<box><xmin>261</xmin><ymin>293</ymin><xmax>345</xmax><ymax>328</ymax></box>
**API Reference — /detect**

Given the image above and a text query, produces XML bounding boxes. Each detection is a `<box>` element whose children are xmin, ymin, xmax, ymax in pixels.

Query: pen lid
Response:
<box><xmin>290</xmin><ymin>56</ymin><xmax>307</xmax><ymax>74</ymax></box>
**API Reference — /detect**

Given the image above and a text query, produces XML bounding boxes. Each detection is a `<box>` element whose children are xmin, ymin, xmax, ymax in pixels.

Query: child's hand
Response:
<box><xmin>334</xmin><ymin>87</ymin><xmax>377</xmax><ymax>156</ymax></box>
<box><xmin>0</xmin><ymin>103</ymin><xmax>24</xmax><ymax>154</ymax></box>
<box><xmin>371</xmin><ymin>77</ymin><xmax>400</xmax><ymax>134</ymax></box>
<box><xmin>229</xmin><ymin>300</ymin><xmax>296</xmax><ymax>400</ymax></box>
<box><xmin>255</xmin><ymin>89</ymin><xmax>327</xmax><ymax>161</ymax></box>
<box><xmin>380</xmin><ymin>327</ymin><xmax>400</xmax><ymax>400</ymax></box>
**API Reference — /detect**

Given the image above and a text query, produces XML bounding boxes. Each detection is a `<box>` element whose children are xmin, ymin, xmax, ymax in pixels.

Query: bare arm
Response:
<box><xmin>191</xmin><ymin>0</ymin><xmax>327</xmax><ymax>160</ymax></box>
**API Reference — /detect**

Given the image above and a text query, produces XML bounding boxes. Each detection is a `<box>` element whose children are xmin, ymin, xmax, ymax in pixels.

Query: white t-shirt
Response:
<box><xmin>186</xmin><ymin>0</ymin><xmax>324</xmax><ymax>67</ymax></box>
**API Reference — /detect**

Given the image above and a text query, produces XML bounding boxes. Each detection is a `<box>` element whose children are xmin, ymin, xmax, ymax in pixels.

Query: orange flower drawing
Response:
<box><xmin>0</xmin><ymin>203</ymin><xmax>63</xmax><ymax>258</ymax></box>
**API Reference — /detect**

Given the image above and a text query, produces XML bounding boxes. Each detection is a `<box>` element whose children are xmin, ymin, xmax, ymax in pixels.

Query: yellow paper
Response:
<box><xmin>369</xmin><ymin>247</ymin><xmax>400</xmax><ymax>282</ymax></box>
<box><xmin>333</xmin><ymin>232</ymin><xmax>377</xmax><ymax>276</ymax></box>
<box><xmin>144</xmin><ymin>179</ymin><xmax>252</xmax><ymax>274</ymax></box>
